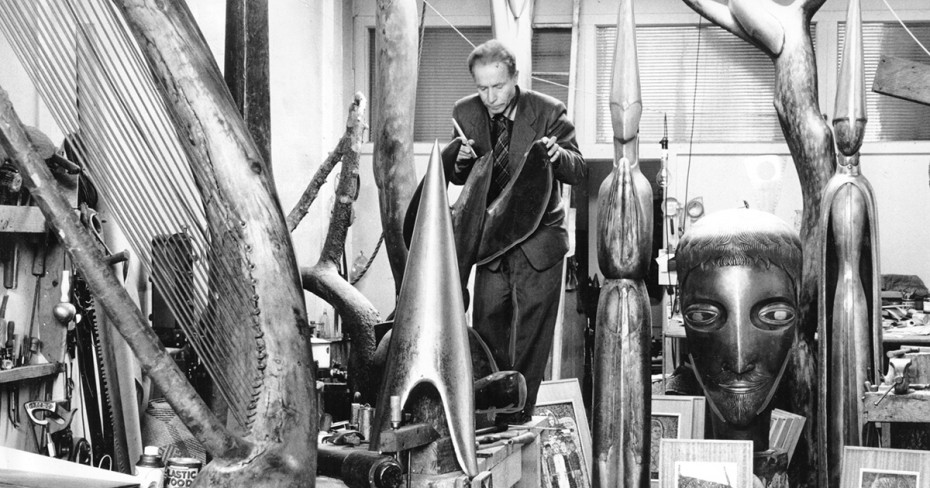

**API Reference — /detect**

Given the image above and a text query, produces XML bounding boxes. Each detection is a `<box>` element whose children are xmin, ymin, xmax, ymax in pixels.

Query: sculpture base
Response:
<box><xmin>753</xmin><ymin>449</ymin><xmax>789</xmax><ymax>488</ymax></box>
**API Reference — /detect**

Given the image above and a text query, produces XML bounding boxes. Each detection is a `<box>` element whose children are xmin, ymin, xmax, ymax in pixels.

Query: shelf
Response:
<box><xmin>0</xmin><ymin>205</ymin><xmax>47</xmax><ymax>234</ymax></box>
<box><xmin>0</xmin><ymin>362</ymin><xmax>63</xmax><ymax>385</ymax></box>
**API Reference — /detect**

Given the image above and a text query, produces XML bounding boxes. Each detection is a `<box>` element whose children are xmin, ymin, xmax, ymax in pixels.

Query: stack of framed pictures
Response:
<box><xmin>651</xmin><ymin>396</ymin><xmax>706</xmax><ymax>486</ymax></box>
<box><xmin>769</xmin><ymin>409</ymin><xmax>805</xmax><ymax>462</ymax></box>
<box><xmin>658</xmin><ymin>439</ymin><xmax>754</xmax><ymax>488</ymax></box>
<box><xmin>840</xmin><ymin>447</ymin><xmax>930</xmax><ymax>487</ymax></box>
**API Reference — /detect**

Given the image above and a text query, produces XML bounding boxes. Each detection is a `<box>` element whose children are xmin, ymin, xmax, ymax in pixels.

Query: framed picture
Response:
<box><xmin>841</xmin><ymin>446</ymin><xmax>930</xmax><ymax>488</ymax></box>
<box><xmin>769</xmin><ymin>408</ymin><xmax>805</xmax><ymax>462</ymax></box>
<box><xmin>651</xmin><ymin>396</ymin><xmax>706</xmax><ymax>487</ymax></box>
<box><xmin>534</xmin><ymin>378</ymin><xmax>592</xmax><ymax>488</ymax></box>
<box><xmin>658</xmin><ymin>439</ymin><xmax>753</xmax><ymax>488</ymax></box>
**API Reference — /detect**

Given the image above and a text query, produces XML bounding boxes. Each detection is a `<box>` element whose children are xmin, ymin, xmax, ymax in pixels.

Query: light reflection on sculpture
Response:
<box><xmin>369</xmin><ymin>141</ymin><xmax>478</xmax><ymax>476</ymax></box>
<box><xmin>817</xmin><ymin>0</ymin><xmax>882</xmax><ymax>485</ymax></box>
<box><xmin>677</xmin><ymin>208</ymin><xmax>801</xmax><ymax>451</ymax></box>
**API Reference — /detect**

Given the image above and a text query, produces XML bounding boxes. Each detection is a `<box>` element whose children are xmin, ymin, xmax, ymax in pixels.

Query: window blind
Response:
<box><xmin>838</xmin><ymin>22</ymin><xmax>930</xmax><ymax>141</ymax></box>
<box><xmin>369</xmin><ymin>27</ymin><xmax>572</xmax><ymax>143</ymax></box>
<box><xmin>596</xmin><ymin>24</ymin><xmax>815</xmax><ymax>145</ymax></box>
<box><xmin>532</xmin><ymin>28</ymin><xmax>571</xmax><ymax>106</ymax></box>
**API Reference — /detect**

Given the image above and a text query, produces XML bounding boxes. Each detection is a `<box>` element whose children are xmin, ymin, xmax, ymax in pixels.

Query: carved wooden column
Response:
<box><xmin>373</xmin><ymin>0</ymin><xmax>419</xmax><ymax>291</ymax></box>
<box><xmin>592</xmin><ymin>1</ymin><xmax>652</xmax><ymax>485</ymax></box>
<box><xmin>225</xmin><ymin>0</ymin><xmax>271</xmax><ymax>175</ymax></box>
<box><xmin>818</xmin><ymin>1</ymin><xmax>882</xmax><ymax>486</ymax></box>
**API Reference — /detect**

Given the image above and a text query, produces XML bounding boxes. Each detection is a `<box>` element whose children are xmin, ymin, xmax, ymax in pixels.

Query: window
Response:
<box><xmin>838</xmin><ymin>22</ymin><xmax>930</xmax><ymax>141</ymax></box>
<box><xmin>369</xmin><ymin>26</ymin><xmax>492</xmax><ymax>144</ymax></box>
<box><xmin>532</xmin><ymin>27</ymin><xmax>571</xmax><ymax>107</ymax></box>
<box><xmin>369</xmin><ymin>26</ymin><xmax>572</xmax><ymax>143</ymax></box>
<box><xmin>596</xmin><ymin>24</ymin><xmax>815</xmax><ymax>145</ymax></box>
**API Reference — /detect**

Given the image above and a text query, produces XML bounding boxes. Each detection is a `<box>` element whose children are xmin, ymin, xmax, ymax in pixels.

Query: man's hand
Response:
<box><xmin>456</xmin><ymin>136</ymin><xmax>477</xmax><ymax>161</ymax></box>
<box><xmin>541</xmin><ymin>136</ymin><xmax>564</xmax><ymax>166</ymax></box>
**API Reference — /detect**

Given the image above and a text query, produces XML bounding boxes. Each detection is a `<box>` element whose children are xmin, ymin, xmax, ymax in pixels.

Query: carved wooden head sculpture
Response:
<box><xmin>676</xmin><ymin>208</ymin><xmax>801</xmax><ymax>450</ymax></box>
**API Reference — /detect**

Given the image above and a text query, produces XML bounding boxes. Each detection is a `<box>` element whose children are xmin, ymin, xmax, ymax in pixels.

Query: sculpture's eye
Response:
<box><xmin>684</xmin><ymin>304</ymin><xmax>722</xmax><ymax>330</ymax></box>
<box><xmin>756</xmin><ymin>302</ymin><xmax>796</xmax><ymax>330</ymax></box>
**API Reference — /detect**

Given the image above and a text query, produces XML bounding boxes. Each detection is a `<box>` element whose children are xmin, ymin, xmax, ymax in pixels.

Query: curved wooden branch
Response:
<box><xmin>681</xmin><ymin>0</ymin><xmax>756</xmax><ymax>48</ymax></box>
<box><xmin>286</xmin><ymin>94</ymin><xmax>367</xmax><ymax>232</ymax></box>
<box><xmin>300</xmin><ymin>94</ymin><xmax>379</xmax><ymax>402</ymax></box>
<box><xmin>301</xmin><ymin>263</ymin><xmax>380</xmax><ymax>403</ymax></box>
<box><xmin>729</xmin><ymin>0</ymin><xmax>785</xmax><ymax>56</ymax></box>
<box><xmin>0</xmin><ymin>87</ymin><xmax>250</xmax><ymax>460</ymax></box>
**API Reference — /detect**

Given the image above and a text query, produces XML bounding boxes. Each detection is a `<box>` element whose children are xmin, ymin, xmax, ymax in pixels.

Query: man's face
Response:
<box><xmin>681</xmin><ymin>264</ymin><xmax>796</xmax><ymax>428</ymax></box>
<box><xmin>472</xmin><ymin>61</ymin><xmax>518</xmax><ymax>115</ymax></box>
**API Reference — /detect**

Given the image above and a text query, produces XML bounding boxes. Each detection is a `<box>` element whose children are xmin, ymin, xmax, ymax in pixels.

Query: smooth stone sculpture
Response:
<box><xmin>677</xmin><ymin>208</ymin><xmax>800</xmax><ymax>460</ymax></box>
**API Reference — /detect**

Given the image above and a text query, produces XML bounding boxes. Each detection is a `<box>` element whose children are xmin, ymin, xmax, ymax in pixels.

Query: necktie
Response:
<box><xmin>489</xmin><ymin>114</ymin><xmax>511</xmax><ymax>203</ymax></box>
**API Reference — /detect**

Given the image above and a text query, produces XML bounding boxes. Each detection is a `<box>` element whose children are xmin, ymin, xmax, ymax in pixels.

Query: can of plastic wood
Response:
<box><xmin>165</xmin><ymin>457</ymin><xmax>202</xmax><ymax>488</ymax></box>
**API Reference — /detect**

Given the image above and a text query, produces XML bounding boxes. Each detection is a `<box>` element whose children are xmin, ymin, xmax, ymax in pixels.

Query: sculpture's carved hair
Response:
<box><xmin>468</xmin><ymin>39</ymin><xmax>517</xmax><ymax>77</ymax></box>
<box><xmin>676</xmin><ymin>208</ymin><xmax>802</xmax><ymax>293</ymax></box>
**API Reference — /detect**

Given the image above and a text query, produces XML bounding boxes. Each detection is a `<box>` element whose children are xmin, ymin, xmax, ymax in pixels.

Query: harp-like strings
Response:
<box><xmin>0</xmin><ymin>0</ymin><xmax>263</xmax><ymax>430</ymax></box>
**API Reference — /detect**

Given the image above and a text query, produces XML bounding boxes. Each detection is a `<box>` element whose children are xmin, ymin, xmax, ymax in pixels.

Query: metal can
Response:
<box><xmin>358</xmin><ymin>406</ymin><xmax>373</xmax><ymax>440</ymax></box>
<box><xmin>165</xmin><ymin>457</ymin><xmax>202</xmax><ymax>488</ymax></box>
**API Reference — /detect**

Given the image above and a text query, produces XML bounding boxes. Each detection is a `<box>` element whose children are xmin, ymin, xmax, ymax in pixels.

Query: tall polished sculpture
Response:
<box><xmin>817</xmin><ymin>0</ymin><xmax>882</xmax><ymax>485</ymax></box>
<box><xmin>592</xmin><ymin>0</ymin><xmax>652</xmax><ymax>485</ymax></box>
<box><xmin>370</xmin><ymin>142</ymin><xmax>478</xmax><ymax>477</ymax></box>
<box><xmin>677</xmin><ymin>208</ymin><xmax>801</xmax><ymax>484</ymax></box>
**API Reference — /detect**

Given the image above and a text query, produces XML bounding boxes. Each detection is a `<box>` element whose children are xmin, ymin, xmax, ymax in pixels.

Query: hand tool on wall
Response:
<box><xmin>0</xmin><ymin>161</ymin><xmax>22</xmax><ymax>290</ymax></box>
<box><xmin>0</xmin><ymin>293</ymin><xmax>12</xmax><ymax>370</ymax></box>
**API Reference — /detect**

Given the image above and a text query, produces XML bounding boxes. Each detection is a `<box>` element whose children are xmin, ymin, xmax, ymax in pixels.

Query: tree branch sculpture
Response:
<box><xmin>681</xmin><ymin>1</ymin><xmax>835</xmax><ymax>486</ymax></box>
<box><xmin>298</xmin><ymin>94</ymin><xmax>380</xmax><ymax>404</ymax></box>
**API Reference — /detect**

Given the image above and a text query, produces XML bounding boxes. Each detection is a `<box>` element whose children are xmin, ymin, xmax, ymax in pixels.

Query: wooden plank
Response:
<box><xmin>872</xmin><ymin>55</ymin><xmax>930</xmax><ymax>107</ymax></box>
<box><xmin>862</xmin><ymin>389</ymin><xmax>930</xmax><ymax>423</ymax></box>
<box><xmin>376</xmin><ymin>423</ymin><xmax>440</xmax><ymax>452</ymax></box>
<box><xmin>0</xmin><ymin>205</ymin><xmax>46</xmax><ymax>234</ymax></box>
<box><xmin>0</xmin><ymin>362</ymin><xmax>62</xmax><ymax>385</ymax></box>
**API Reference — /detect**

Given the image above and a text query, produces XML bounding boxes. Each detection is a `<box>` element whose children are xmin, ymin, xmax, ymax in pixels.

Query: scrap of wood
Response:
<box><xmin>873</xmin><ymin>55</ymin><xmax>930</xmax><ymax>107</ymax></box>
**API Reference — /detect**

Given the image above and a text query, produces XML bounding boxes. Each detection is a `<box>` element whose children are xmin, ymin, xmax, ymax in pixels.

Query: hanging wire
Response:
<box><xmin>681</xmin><ymin>18</ymin><xmax>703</xmax><ymax>236</ymax></box>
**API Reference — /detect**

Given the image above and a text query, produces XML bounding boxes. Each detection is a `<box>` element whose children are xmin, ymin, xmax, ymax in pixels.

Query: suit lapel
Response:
<box><xmin>507</xmin><ymin>92</ymin><xmax>538</xmax><ymax>180</ymax></box>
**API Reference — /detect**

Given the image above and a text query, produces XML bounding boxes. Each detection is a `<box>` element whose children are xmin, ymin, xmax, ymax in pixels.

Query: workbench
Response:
<box><xmin>318</xmin><ymin>417</ymin><xmax>544</xmax><ymax>488</ymax></box>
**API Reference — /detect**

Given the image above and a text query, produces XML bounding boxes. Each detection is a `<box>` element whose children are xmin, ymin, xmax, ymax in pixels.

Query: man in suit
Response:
<box><xmin>440</xmin><ymin>39</ymin><xmax>586</xmax><ymax>423</ymax></box>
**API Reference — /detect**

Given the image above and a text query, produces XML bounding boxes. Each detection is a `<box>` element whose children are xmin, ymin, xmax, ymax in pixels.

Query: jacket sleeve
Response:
<box><xmin>546</xmin><ymin>104</ymin><xmax>586</xmax><ymax>186</ymax></box>
<box><xmin>441</xmin><ymin>109</ymin><xmax>477</xmax><ymax>186</ymax></box>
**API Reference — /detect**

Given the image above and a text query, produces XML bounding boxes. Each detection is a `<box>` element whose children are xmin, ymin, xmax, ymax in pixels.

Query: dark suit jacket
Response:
<box><xmin>441</xmin><ymin>89</ymin><xmax>586</xmax><ymax>271</ymax></box>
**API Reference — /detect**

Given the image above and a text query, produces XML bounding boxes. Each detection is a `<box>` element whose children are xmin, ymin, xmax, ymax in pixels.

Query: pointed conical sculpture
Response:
<box><xmin>818</xmin><ymin>1</ymin><xmax>882</xmax><ymax>486</ymax></box>
<box><xmin>370</xmin><ymin>141</ymin><xmax>478</xmax><ymax>477</ymax></box>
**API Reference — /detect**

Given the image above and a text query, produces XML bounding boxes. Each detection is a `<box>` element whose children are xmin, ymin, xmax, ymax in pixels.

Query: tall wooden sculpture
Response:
<box><xmin>682</xmin><ymin>1</ymin><xmax>836</xmax><ymax>484</ymax></box>
<box><xmin>592</xmin><ymin>0</ymin><xmax>652</xmax><ymax>485</ymax></box>
<box><xmin>489</xmin><ymin>0</ymin><xmax>534</xmax><ymax>89</ymax></box>
<box><xmin>373</xmin><ymin>0</ymin><xmax>419</xmax><ymax>291</ymax></box>
<box><xmin>818</xmin><ymin>0</ymin><xmax>882</xmax><ymax>485</ymax></box>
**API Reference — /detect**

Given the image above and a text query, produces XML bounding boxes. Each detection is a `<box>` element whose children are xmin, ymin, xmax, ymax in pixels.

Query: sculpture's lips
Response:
<box><xmin>718</xmin><ymin>380</ymin><xmax>768</xmax><ymax>394</ymax></box>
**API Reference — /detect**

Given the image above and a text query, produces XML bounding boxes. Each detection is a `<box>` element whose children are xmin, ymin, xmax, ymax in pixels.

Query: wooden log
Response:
<box><xmin>873</xmin><ymin>55</ymin><xmax>930</xmax><ymax>107</ymax></box>
<box><xmin>225</xmin><ymin>0</ymin><xmax>272</xmax><ymax>173</ymax></box>
<box><xmin>373</xmin><ymin>0</ymin><xmax>419</xmax><ymax>291</ymax></box>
